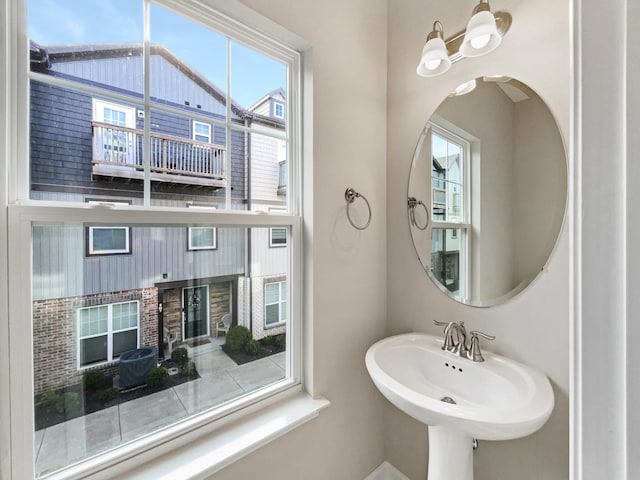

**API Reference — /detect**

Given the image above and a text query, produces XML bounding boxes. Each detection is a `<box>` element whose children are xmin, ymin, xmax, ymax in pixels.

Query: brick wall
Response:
<box><xmin>33</xmin><ymin>288</ymin><xmax>158</xmax><ymax>395</ymax></box>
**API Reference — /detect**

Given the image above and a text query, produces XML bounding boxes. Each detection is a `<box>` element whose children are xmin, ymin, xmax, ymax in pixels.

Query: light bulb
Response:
<box><xmin>424</xmin><ymin>58</ymin><xmax>442</xmax><ymax>71</ymax></box>
<box><xmin>470</xmin><ymin>33</ymin><xmax>491</xmax><ymax>49</ymax></box>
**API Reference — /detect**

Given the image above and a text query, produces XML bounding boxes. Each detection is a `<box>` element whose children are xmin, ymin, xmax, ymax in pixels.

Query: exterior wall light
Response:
<box><xmin>416</xmin><ymin>1</ymin><xmax>511</xmax><ymax>77</ymax></box>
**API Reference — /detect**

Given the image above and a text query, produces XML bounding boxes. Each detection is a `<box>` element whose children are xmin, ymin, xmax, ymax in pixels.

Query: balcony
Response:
<box><xmin>92</xmin><ymin>122</ymin><xmax>226</xmax><ymax>188</ymax></box>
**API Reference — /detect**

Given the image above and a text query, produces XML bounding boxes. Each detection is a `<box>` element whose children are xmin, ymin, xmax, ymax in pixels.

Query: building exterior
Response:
<box><xmin>29</xmin><ymin>42</ymin><xmax>287</xmax><ymax>395</ymax></box>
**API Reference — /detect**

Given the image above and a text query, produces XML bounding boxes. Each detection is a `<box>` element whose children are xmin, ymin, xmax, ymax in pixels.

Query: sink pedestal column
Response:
<box><xmin>427</xmin><ymin>425</ymin><xmax>473</xmax><ymax>480</ymax></box>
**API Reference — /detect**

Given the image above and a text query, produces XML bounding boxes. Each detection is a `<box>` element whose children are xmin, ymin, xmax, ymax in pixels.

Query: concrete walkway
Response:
<box><xmin>34</xmin><ymin>339</ymin><xmax>285</xmax><ymax>477</ymax></box>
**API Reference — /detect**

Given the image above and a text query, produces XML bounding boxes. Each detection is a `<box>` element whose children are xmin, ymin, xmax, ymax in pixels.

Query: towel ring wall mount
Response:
<box><xmin>345</xmin><ymin>187</ymin><xmax>372</xmax><ymax>230</ymax></box>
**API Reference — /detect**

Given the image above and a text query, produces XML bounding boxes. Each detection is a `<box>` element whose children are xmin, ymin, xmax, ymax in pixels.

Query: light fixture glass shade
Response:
<box><xmin>459</xmin><ymin>10</ymin><xmax>502</xmax><ymax>57</ymax></box>
<box><xmin>416</xmin><ymin>37</ymin><xmax>451</xmax><ymax>77</ymax></box>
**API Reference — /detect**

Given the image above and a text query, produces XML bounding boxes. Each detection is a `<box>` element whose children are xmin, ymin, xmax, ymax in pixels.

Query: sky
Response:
<box><xmin>27</xmin><ymin>0</ymin><xmax>286</xmax><ymax>108</ymax></box>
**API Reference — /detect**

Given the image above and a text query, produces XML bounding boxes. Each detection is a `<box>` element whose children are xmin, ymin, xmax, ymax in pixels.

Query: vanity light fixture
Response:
<box><xmin>416</xmin><ymin>1</ymin><xmax>511</xmax><ymax>77</ymax></box>
<box><xmin>449</xmin><ymin>79</ymin><xmax>477</xmax><ymax>97</ymax></box>
<box><xmin>416</xmin><ymin>21</ymin><xmax>452</xmax><ymax>77</ymax></box>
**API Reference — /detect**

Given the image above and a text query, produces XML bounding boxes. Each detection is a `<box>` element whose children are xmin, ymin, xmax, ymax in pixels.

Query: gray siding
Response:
<box><xmin>30</xmin><ymin>79</ymin><xmax>247</xmax><ymax>199</ymax></box>
<box><xmin>32</xmin><ymin>225</ymin><xmax>246</xmax><ymax>300</ymax></box>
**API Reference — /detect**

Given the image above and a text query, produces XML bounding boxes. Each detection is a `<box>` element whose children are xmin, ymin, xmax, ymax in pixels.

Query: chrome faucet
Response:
<box><xmin>433</xmin><ymin>320</ymin><xmax>495</xmax><ymax>362</ymax></box>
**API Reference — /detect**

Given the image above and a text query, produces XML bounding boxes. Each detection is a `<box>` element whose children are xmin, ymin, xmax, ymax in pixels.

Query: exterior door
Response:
<box><xmin>93</xmin><ymin>99</ymin><xmax>136</xmax><ymax>167</ymax></box>
<box><xmin>183</xmin><ymin>285</ymin><xmax>209</xmax><ymax>339</ymax></box>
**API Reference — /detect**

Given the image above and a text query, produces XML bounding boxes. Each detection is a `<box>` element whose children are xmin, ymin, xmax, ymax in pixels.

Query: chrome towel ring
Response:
<box><xmin>345</xmin><ymin>187</ymin><xmax>372</xmax><ymax>230</ymax></box>
<box><xmin>408</xmin><ymin>196</ymin><xmax>429</xmax><ymax>230</ymax></box>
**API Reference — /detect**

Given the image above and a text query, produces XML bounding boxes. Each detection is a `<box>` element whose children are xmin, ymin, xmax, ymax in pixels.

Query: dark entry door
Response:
<box><xmin>183</xmin><ymin>285</ymin><xmax>208</xmax><ymax>339</ymax></box>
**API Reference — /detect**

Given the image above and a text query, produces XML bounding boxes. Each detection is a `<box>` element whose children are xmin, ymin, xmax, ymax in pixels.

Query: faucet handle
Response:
<box><xmin>468</xmin><ymin>331</ymin><xmax>495</xmax><ymax>362</ymax></box>
<box><xmin>433</xmin><ymin>320</ymin><xmax>456</xmax><ymax>351</ymax></box>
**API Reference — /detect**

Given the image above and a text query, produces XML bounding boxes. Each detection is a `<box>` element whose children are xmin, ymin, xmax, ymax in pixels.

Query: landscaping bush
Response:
<box><xmin>274</xmin><ymin>334</ymin><xmax>286</xmax><ymax>350</ymax></box>
<box><xmin>244</xmin><ymin>338</ymin><xmax>260</xmax><ymax>356</ymax></box>
<box><xmin>41</xmin><ymin>391</ymin><xmax>60</xmax><ymax>409</ymax></box>
<box><xmin>56</xmin><ymin>392</ymin><xmax>80</xmax><ymax>415</ymax></box>
<box><xmin>225</xmin><ymin>325</ymin><xmax>252</xmax><ymax>351</ymax></box>
<box><xmin>146</xmin><ymin>367</ymin><xmax>169</xmax><ymax>389</ymax></box>
<box><xmin>182</xmin><ymin>360</ymin><xmax>197</xmax><ymax>378</ymax></box>
<box><xmin>102</xmin><ymin>387</ymin><xmax>119</xmax><ymax>403</ymax></box>
<box><xmin>82</xmin><ymin>370</ymin><xmax>105</xmax><ymax>392</ymax></box>
<box><xmin>171</xmin><ymin>347</ymin><xmax>189</xmax><ymax>367</ymax></box>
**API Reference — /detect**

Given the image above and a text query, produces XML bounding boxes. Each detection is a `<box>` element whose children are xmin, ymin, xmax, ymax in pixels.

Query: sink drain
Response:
<box><xmin>440</xmin><ymin>396</ymin><xmax>456</xmax><ymax>404</ymax></box>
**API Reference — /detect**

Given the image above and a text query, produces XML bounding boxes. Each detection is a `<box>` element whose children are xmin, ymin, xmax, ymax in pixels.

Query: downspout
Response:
<box><xmin>245</xmin><ymin>115</ymin><xmax>253</xmax><ymax>334</ymax></box>
<box><xmin>157</xmin><ymin>289</ymin><xmax>165</xmax><ymax>358</ymax></box>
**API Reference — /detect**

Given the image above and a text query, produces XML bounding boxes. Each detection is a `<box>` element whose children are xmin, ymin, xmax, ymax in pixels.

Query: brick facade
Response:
<box><xmin>251</xmin><ymin>275</ymin><xmax>286</xmax><ymax>340</ymax></box>
<box><xmin>32</xmin><ymin>288</ymin><xmax>157</xmax><ymax>396</ymax></box>
<box><xmin>161</xmin><ymin>281</ymin><xmax>231</xmax><ymax>343</ymax></box>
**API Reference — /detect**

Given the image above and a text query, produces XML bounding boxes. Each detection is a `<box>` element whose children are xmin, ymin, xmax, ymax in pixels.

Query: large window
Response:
<box><xmin>4</xmin><ymin>0</ymin><xmax>304</xmax><ymax>477</ymax></box>
<box><xmin>78</xmin><ymin>301</ymin><xmax>139</xmax><ymax>367</ymax></box>
<box><xmin>430</xmin><ymin>124</ymin><xmax>470</xmax><ymax>299</ymax></box>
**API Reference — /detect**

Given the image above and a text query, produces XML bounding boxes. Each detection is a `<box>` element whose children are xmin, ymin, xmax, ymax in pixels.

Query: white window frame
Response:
<box><xmin>3</xmin><ymin>1</ymin><xmax>313</xmax><ymax>478</ymax></box>
<box><xmin>87</xmin><ymin>225</ymin><xmax>131</xmax><ymax>255</ymax></box>
<box><xmin>77</xmin><ymin>300</ymin><xmax>140</xmax><ymax>369</ymax></box>
<box><xmin>192</xmin><ymin>120</ymin><xmax>212</xmax><ymax>143</ymax></box>
<box><xmin>188</xmin><ymin>226</ymin><xmax>217</xmax><ymax>250</ymax></box>
<box><xmin>264</xmin><ymin>280</ymin><xmax>287</xmax><ymax>327</ymax></box>
<box><xmin>269</xmin><ymin>226</ymin><xmax>287</xmax><ymax>247</ymax></box>
<box><xmin>428</xmin><ymin>121</ymin><xmax>472</xmax><ymax>301</ymax></box>
<box><xmin>273</xmin><ymin>101</ymin><xmax>285</xmax><ymax>119</ymax></box>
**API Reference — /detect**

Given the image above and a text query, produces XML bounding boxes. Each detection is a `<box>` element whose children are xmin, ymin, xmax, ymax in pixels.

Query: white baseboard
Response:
<box><xmin>364</xmin><ymin>461</ymin><xmax>411</xmax><ymax>480</ymax></box>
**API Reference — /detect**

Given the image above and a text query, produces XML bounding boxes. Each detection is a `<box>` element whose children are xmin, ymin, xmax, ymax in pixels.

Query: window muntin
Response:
<box><xmin>265</xmin><ymin>280</ymin><xmax>287</xmax><ymax>326</ymax></box>
<box><xmin>78</xmin><ymin>301</ymin><xmax>140</xmax><ymax>367</ymax></box>
<box><xmin>87</xmin><ymin>226</ymin><xmax>131</xmax><ymax>255</ymax></box>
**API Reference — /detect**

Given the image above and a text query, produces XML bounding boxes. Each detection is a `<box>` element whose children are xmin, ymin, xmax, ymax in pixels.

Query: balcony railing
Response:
<box><xmin>92</xmin><ymin>121</ymin><xmax>226</xmax><ymax>188</ymax></box>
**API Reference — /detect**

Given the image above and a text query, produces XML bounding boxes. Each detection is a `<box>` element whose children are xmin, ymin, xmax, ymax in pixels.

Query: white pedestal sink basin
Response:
<box><xmin>365</xmin><ymin>333</ymin><xmax>554</xmax><ymax>480</ymax></box>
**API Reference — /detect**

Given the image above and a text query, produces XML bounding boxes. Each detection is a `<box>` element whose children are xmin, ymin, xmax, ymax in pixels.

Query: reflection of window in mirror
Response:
<box><xmin>429</xmin><ymin>123</ymin><xmax>470</xmax><ymax>300</ymax></box>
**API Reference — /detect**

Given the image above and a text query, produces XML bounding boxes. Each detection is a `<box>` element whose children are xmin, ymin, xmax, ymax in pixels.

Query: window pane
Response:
<box><xmin>431</xmin><ymin>131</ymin><xmax>465</xmax><ymax>223</ymax></box>
<box><xmin>33</xmin><ymin>224</ymin><xmax>289</xmax><ymax>475</ymax></box>
<box><xmin>431</xmin><ymin>228</ymin><xmax>461</xmax><ymax>294</ymax></box>
<box><xmin>91</xmin><ymin>227</ymin><xmax>128</xmax><ymax>253</ymax></box>
<box><xmin>189</xmin><ymin>227</ymin><xmax>216</xmax><ymax>250</ymax></box>
<box><xmin>80</xmin><ymin>336</ymin><xmax>108</xmax><ymax>366</ymax></box>
<box><xmin>113</xmin><ymin>330</ymin><xmax>138</xmax><ymax>357</ymax></box>
<box><xmin>113</xmin><ymin>302</ymin><xmax>138</xmax><ymax>330</ymax></box>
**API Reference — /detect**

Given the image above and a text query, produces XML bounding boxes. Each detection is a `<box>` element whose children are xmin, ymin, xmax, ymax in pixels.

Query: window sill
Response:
<box><xmin>74</xmin><ymin>391</ymin><xmax>330</xmax><ymax>480</ymax></box>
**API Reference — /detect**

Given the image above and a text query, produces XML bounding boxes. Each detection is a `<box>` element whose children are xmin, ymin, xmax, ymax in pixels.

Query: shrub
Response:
<box><xmin>56</xmin><ymin>392</ymin><xmax>80</xmax><ymax>415</ymax></box>
<box><xmin>182</xmin><ymin>360</ymin><xmax>197</xmax><ymax>378</ymax></box>
<box><xmin>171</xmin><ymin>347</ymin><xmax>189</xmax><ymax>367</ymax></box>
<box><xmin>82</xmin><ymin>370</ymin><xmax>105</xmax><ymax>392</ymax></box>
<box><xmin>225</xmin><ymin>325</ymin><xmax>252</xmax><ymax>351</ymax></box>
<box><xmin>274</xmin><ymin>334</ymin><xmax>286</xmax><ymax>350</ymax></box>
<box><xmin>41</xmin><ymin>391</ymin><xmax>61</xmax><ymax>409</ymax></box>
<box><xmin>102</xmin><ymin>387</ymin><xmax>120</xmax><ymax>403</ymax></box>
<box><xmin>146</xmin><ymin>367</ymin><xmax>169</xmax><ymax>389</ymax></box>
<box><xmin>244</xmin><ymin>339</ymin><xmax>260</xmax><ymax>356</ymax></box>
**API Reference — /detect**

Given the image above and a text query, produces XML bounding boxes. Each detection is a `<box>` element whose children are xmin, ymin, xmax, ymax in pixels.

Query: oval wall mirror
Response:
<box><xmin>408</xmin><ymin>76</ymin><xmax>567</xmax><ymax>307</ymax></box>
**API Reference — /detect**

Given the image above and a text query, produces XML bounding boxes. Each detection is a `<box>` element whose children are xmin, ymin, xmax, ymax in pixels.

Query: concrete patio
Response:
<box><xmin>34</xmin><ymin>339</ymin><xmax>286</xmax><ymax>477</ymax></box>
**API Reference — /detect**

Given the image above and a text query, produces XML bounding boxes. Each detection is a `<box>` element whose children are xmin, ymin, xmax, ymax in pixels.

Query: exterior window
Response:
<box><xmin>270</xmin><ymin>227</ymin><xmax>287</xmax><ymax>247</ymax></box>
<box><xmin>78</xmin><ymin>301</ymin><xmax>139</xmax><ymax>367</ymax></box>
<box><xmin>87</xmin><ymin>226</ymin><xmax>131</xmax><ymax>255</ymax></box>
<box><xmin>193</xmin><ymin>121</ymin><xmax>212</xmax><ymax>143</ymax></box>
<box><xmin>430</xmin><ymin>124</ymin><xmax>470</xmax><ymax>299</ymax></box>
<box><xmin>188</xmin><ymin>227</ymin><xmax>217</xmax><ymax>250</ymax></box>
<box><xmin>273</xmin><ymin>101</ymin><xmax>284</xmax><ymax>118</ymax></box>
<box><xmin>265</xmin><ymin>281</ymin><xmax>287</xmax><ymax>326</ymax></box>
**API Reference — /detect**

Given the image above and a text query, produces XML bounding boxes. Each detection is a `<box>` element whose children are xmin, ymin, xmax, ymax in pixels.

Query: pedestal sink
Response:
<box><xmin>365</xmin><ymin>333</ymin><xmax>554</xmax><ymax>480</ymax></box>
